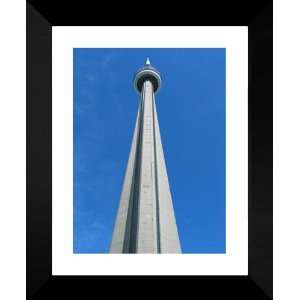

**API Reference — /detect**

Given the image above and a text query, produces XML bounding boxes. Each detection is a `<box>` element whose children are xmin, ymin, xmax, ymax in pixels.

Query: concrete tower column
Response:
<box><xmin>110</xmin><ymin>59</ymin><xmax>181</xmax><ymax>253</ymax></box>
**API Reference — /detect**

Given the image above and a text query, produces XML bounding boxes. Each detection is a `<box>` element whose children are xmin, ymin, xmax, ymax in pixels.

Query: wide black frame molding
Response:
<box><xmin>27</xmin><ymin>1</ymin><xmax>273</xmax><ymax>299</ymax></box>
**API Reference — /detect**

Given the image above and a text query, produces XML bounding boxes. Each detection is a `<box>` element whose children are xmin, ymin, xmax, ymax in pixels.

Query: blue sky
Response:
<box><xmin>73</xmin><ymin>48</ymin><xmax>226</xmax><ymax>253</ymax></box>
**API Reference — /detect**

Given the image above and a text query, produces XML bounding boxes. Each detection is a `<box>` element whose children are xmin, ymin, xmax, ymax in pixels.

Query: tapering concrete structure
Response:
<box><xmin>110</xmin><ymin>59</ymin><xmax>181</xmax><ymax>253</ymax></box>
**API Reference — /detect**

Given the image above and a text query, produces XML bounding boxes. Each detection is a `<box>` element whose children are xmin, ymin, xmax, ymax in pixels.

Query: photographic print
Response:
<box><xmin>73</xmin><ymin>48</ymin><xmax>226</xmax><ymax>254</ymax></box>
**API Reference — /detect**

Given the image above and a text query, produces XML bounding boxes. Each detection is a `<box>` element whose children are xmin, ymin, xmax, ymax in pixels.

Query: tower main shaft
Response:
<box><xmin>110</xmin><ymin>60</ymin><xmax>181</xmax><ymax>253</ymax></box>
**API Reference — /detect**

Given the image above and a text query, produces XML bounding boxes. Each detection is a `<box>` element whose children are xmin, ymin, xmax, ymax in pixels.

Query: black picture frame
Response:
<box><xmin>27</xmin><ymin>1</ymin><xmax>273</xmax><ymax>299</ymax></box>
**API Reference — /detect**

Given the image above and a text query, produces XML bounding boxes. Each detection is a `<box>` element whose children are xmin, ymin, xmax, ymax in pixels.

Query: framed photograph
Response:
<box><xmin>27</xmin><ymin>1</ymin><xmax>272</xmax><ymax>299</ymax></box>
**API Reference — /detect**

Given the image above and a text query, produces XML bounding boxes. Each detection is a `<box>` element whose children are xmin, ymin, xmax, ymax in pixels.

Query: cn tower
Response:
<box><xmin>110</xmin><ymin>59</ymin><xmax>181</xmax><ymax>253</ymax></box>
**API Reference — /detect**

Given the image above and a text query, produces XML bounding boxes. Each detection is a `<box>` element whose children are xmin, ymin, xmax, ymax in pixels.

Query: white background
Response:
<box><xmin>52</xmin><ymin>26</ymin><xmax>248</xmax><ymax>275</ymax></box>
<box><xmin>1</xmin><ymin>0</ymin><xmax>300</xmax><ymax>298</ymax></box>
